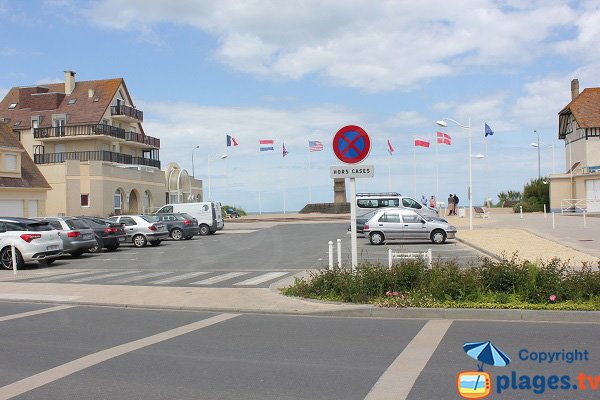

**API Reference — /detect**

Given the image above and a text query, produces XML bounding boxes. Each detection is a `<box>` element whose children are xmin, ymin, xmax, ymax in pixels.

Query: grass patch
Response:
<box><xmin>281</xmin><ymin>254</ymin><xmax>600</xmax><ymax>310</ymax></box>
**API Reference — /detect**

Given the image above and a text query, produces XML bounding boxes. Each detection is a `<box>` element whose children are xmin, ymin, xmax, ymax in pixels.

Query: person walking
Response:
<box><xmin>453</xmin><ymin>194</ymin><xmax>460</xmax><ymax>216</ymax></box>
<box><xmin>429</xmin><ymin>195</ymin><xmax>436</xmax><ymax>209</ymax></box>
<box><xmin>447</xmin><ymin>194</ymin><xmax>454</xmax><ymax>216</ymax></box>
<box><xmin>421</xmin><ymin>195</ymin><xmax>427</xmax><ymax>206</ymax></box>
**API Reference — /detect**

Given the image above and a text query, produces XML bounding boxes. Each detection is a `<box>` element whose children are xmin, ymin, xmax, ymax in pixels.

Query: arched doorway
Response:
<box><xmin>143</xmin><ymin>190</ymin><xmax>152</xmax><ymax>214</ymax></box>
<box><xmin>114</xmin><ymin>188</ymin><xmax>124</xmax><ymax>216</ymax></box>
<box><xmin>128</xmin><ymin>190</ymin><xmax>139</xmax><ymax>214</ymax></box>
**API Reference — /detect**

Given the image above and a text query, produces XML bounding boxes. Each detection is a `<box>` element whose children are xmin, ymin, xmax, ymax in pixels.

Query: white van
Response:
<box><xmin>156</xmin><ymin>202</ymin><xmax>224</xmax><ymax>236</ymax></box>
<box><xmin>356</xmin><ymin>192</ymin><xmax>439</xmax><ymax>218</ymax></box>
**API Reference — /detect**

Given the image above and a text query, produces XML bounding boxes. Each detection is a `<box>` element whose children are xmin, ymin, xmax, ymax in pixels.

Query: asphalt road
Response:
<box><xmin>1</xmin><ymin>302</ymin><xmax>598</xmax><ymax>400</ymax></box>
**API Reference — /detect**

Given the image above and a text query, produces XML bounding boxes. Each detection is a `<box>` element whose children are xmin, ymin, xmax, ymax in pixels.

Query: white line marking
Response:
<box><xmin>363</xmin><ymin>319</ymin><xmax>453</xmax><ymax>400</ymax></box>
<box><xmin>190</xmin><ymin>272</ymin><xmax>249</xmax><ymax>285</ymax></box>
<box><xmin>234</xmin><ymin>272</ymin><xmax>288</xmax><ymax>286</ymax></box>
<box><xmin>26</xmin><ymin>271</ymin><xmax>100</xmax><ymax>282</ymax></box>
<box><xmin>0</xmin><ymin>294</ymin><xmax>80</xmax><ymax>302</ymax></box>
<box><xmin>147</xmin><ymin>272</ymin><xmax>211</xmax><ymax>285</ymax></box>
<box><xmin>107</xmin><ymin>272</ymin><xmax>172</xmax><ymax>284</ymax></box>
<box><xmin>0</xmin><ymin>313</ymin><xmax>239</xmax><ymax>399</ymax></box>
<box><xmin>66</xmin><ymin>271</ymin><xmax>140</xmax><ymax>283</ymax></box>
<box><xmin>0</xmin><ymin>305</ymin><xmax>75</xmax><ymax>322</ymax></box>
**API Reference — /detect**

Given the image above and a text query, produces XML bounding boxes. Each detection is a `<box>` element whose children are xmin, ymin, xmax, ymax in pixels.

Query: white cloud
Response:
<box><xmin>0</xmin><ymin>88</ymin><xmax>8</xmax><ymax>100</ymax></box>
<box><xmin>35</xmin><ymin>77</ymin><xmax>63</xmax><ymax>85</ymax></box>
<box><xmin>84</xmin><ymin>0</ymin><xmax>581</xmax><ymax>92</ymax></box>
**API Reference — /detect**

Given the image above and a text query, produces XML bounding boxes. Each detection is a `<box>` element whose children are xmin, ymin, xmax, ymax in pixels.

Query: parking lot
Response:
<box><xmin>1</xmin><ymin>222</ymin><xmax>485</xmax><ymax>288</ymax></box>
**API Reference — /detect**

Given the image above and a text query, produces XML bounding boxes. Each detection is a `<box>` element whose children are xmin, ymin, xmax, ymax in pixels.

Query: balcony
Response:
<box><xmin>111</xmin><ymin>105</ymin><xmax>143</xmax><ymax>122</ymax></box>
<box><xmin>34</xmin><ymin>150</ymin><xmax>161</xmax><ymax>169</ymax></box>
<box><xmin>34</xmin><ymin>124</ymin><xmax>160</xmax><ymax>148</ymax></box>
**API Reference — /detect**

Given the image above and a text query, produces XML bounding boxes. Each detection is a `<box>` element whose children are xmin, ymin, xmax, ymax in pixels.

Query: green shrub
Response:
<box><xmin>478</xmin><ymin>254</ymin><xmax>531</xmax><ymax>294</ymax></box>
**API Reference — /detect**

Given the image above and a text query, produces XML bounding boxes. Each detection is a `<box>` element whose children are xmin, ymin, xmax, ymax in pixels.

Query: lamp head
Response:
<box><xmin>220</xmin><ymin>154</ymin><xmax>228</xmax><ymax>159</ymax></box>
<box><xmin>436</xmin><ymin>120</ymin><xmax>448</xmax><ymax>127</ymax></box>
<box><xmin>474</xmin><ymin>154</ymin><xmax>485</xmax><ymax>159</ymax></box>
<box><xmin>531</xmin><ymin>143</ymin><xmax>539</xmax><ymax>147</ymax></box>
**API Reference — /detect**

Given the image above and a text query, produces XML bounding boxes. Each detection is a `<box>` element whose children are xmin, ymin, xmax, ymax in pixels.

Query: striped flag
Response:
<box><xmin>226</xmin><ymin>134</ymin><xmax>238</xmax><ymax>147</ymax></box>
<box><xmin>436</xmin><ymin>132</ymin><xmax>451</xmax><ymax>145</ymax></box>
<box><xmin>414</xmin><ymin>138</ymin><xmax>430</xmax><ymax>148</ymax></box>
<box><xmin>283</xmin><ymin>142</ymin><xmax>288</xmax><ymax>157</ymax></box>
<box><xmin>308</xmin><ymin>140</ymin><xmax>323</xmax><ymax>152</ymax></box>
<box><xmin>387</xmin><ymin>139</ymin><xmax>394</xmax><ymax>155</ymax></box>
<box><xmin>260</xmin><ymin>139</ymin><xmax>274</xmax><ymax>152</ymax></box>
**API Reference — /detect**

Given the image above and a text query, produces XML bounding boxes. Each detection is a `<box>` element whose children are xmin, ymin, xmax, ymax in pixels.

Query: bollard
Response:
<box><xmin>336</xmin><ymin>239</ymin><xmax>342</xmax><ymax>269</ymax></box>
<box><xmin>552</xmin><ymin>212</ymin><xmax>555</xmax><ymax>230</ymax></box>
<box><xmin>543</xmin><ymin>204</ymin><xmax>547</xmax><ymax>218</ymax></box>
<box><xmin>388</xmin><ymin>248</ymin><xmax>393</xmax><ymax>269</ymax></box>
<box><xmin>520</xmin><ymin>206</ymin><xmax>523</xmax><ymax>219</ymax></box>
<box><xmin>11</xmin><ymin>244</ymin><xmax>17</xmax><ymax>275</ymax></box>
<box><xmin>328</xmin><ymin>241</ymin><xmax>333</xmax><ymax>270</ymax></box>
<box><xmin>584</xmin><ymin>211</ymin><xmax>587</xmax><ymax>228</ymax></box>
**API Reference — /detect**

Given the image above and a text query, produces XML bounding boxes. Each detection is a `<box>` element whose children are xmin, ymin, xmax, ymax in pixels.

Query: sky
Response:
<box><xmin>1</xmin><ymin>0</ymin><xmax>599</xmax><ymax>212</ymax></box>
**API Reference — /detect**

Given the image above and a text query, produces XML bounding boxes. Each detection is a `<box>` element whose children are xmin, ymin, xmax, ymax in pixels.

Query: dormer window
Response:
<box><xmin>13</xmin><ymin>121</ymin><xmax>21</xmax><ymax>127</ymax></box>
<box><xmin>67</xmin><ymin>98</ymin><xmax>77</xmax><ymax>105</ymax></box>
<box><xmin>4</xmin><ymin>154</ymin><xmax>17</xmax><ymax>172</ymax></box>
<box><xmin>8</xmin><ymin>103</ymin><xmax>17</xmax><ymax>109</ymax></box>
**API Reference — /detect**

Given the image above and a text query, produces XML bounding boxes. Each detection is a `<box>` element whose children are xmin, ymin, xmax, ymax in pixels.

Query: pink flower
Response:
<box><xmin>549</xmin><ymin>294</ymin><xmax>557</xmax><ymax>302</ymax></box>
<box><xmin>392</xmin><ymin>291</ymin><xmax>399</xmax><ymax>296</ymax></box>
<box><xmin>386</xmin><ymin>291</ymin><xmax>392</xmax><ymax>296</ymax></box>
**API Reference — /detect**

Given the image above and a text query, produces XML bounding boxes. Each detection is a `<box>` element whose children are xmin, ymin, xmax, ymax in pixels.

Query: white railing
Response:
<box><xmin>561</xmin><ymin>199</ymin><xmax>586</xmax><ymax>214</ymax></box>
<box><xmin>388</xmin><ymin>248</ymin><xmax>432</xmax><ymax>269</ymax></box>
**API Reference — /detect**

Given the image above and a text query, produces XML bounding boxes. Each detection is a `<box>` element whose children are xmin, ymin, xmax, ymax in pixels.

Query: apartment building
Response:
<box><xmin>0</xmin><ymin>71</ymin><xmax>166</xmax><ymax>216</ymax></box>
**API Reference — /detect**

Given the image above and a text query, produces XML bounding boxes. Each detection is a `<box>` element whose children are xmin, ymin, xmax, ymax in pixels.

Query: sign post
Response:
<box><xmin>331</xmin><ymin>125</ymin><xmax>372</xmax><ymax>271</ymax></box>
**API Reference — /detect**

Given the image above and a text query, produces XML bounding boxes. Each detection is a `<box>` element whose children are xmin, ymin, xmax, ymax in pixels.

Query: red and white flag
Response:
<box><xmin>437</xmin><ymin>132</ymin><xmax>451</xmax><ymax>145</ymax></box>
<box><xmin>387</xmin><ymin>139</ymin><xmax>394</xmax><ymax>155</ymax></box>
<box><xmin>414</xmin><ymin>138</ymin><xmax>430</xmax><ymax>148</ymax></box>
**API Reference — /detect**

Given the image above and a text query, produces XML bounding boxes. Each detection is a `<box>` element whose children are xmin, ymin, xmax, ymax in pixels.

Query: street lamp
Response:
<box><xmin>533</xmin><ymin>130</ymin><xmax>540</xmax><ymax>180</ymax></box>
<box><xmin>191</xmin><ymin>145</ymin><xmax>200</xmax><ymax>177</ymax></box>
<box><xmin>436</xmin><ymin>118</ymin><xmax>473</xmax><ymax>231</ymax></box>
<box><xmin>531</xmin><ymin>142</ymin><xmax>556</xmax><ymax>175</ymax></box>
<box><xmin>207</xmin><ymin>154</ymin><xmax>228</xmax><ymax>200</ymax></box>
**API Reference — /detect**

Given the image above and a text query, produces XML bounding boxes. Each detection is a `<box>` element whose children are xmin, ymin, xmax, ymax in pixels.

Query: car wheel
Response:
<box><xmin>0</xmin><ymin>247</ymin><xmax>24</xmax><ymax>270</ymax></box>
<box><xmin>431</xmin><ymin>230</ymin><xmax>447</xmax><ymax>244</ymax></box>
<box><xmin>199</xmin><ymin>224</ymin><xmax>210</xmax><ymax>236</ymax></box>
<box><xmin>38</xmin><ymin>259</ymin><xmax>56</xmax><ymax>266</ymax></box>
<box><xmin>369</xmin><ymin>232</ymin><xmax>385</xmax><ymax>245</ymax></box>
<box><xmin>170</xmin><ymin>228</ymin><xmax>183</xmax><ymax>241</ymax></box>
<box><xmin>149</xmin><ymin>240</ymin><xmax>161</xmax><ymax>246</ymax></box>
<box><xmin>133</xmin><ymin>234</ymin><xmax>147</xmax><ymax>247</ymax></box>
<box><xmin>70</xmin><ymin>250</ymin><xmax>84</xmax><ymax>258</ymax></box>
<box><xmin>87</xmin><ymin>237</ymin><xmax>103</xmax><ymax>253</ymax></box>
<box><xmin>105</xmin><ymin>244</ymin><xmax>120</xmax><ymax>251</ymax></box>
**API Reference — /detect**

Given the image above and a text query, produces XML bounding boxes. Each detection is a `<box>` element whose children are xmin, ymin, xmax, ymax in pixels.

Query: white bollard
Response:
<box><xmin>520</xmin><ymin>206</ymin><xmax>523</xmax><ymax>219</ymax></box>
<box><xmin>11</xmin><ymin>244</ymin><xmax>17</xmax><ymax>275</ymax></box>
<box><xmin>328</xmin><ymin>241</ymin><xmax>333</xmax><ymax>271</ymax></box>
<box><xmin>543</xmin><ymin>204</ymin><xmax>547</xmax><ymax>218</ymax></box>
<box><xmin>336</xmin><ymin>239</ymin><xmax>342</xmax><ymax>269</ymax></box>
<box><xmin>388</xmin><ymin>248</ymin><xmax>393</xmax><ymax>269</ymax></box>
<box><xmin>427</xmin><ymin>249</ymin><xmax>432</xmax><ymax>268</ymax></box>
<box><xmin>552</xmin><ymin>212</ymin><xmax>555</xmax><ymax>230</ymax></box>
<box><xmin>584</xmin><ymin>211</ymin><xmax>587</xmax><ymax>228</ymax></box>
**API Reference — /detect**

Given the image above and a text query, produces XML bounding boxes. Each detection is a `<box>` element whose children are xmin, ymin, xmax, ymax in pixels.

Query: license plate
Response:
<box><xmin>47</xmin><ymin>245</ymin><xmax>59</xmax><ymax>251</ymax></box>
<box><xmin>118</xmin><ymin>237</ymin><xmax>126</xmax><ymax>242</ymax></box>
<box><xmin>83</xmin><ymin>234</ymin><xmax>93</xmax><ymax>240</ymax></box>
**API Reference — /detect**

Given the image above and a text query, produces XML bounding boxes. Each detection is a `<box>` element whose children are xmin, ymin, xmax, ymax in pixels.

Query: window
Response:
<box><xmin>120</xmin><ymin>217</ymin><xmax>136</xmax><ymax>226</ymax></box>
<box><xmin>81</xmin><ymin>194</ymin><xmax>89</xmax><ymax>207</ymax></box>
<box><xmin>380</xmin><ymin>198</ymin><xmax>399</xmax><ymax>207</ymax></box>
<box><xmin>8</xmin><ymin>103</ymin><xmax>17</xmax><ymax>109</ymax></box>
<box><xmin>402</xmin><ymin>198</ymin><xmax>421</xmax><ymax>209</ymax></box>
<box><xmin>48</xmin><ymin>221</ymin><xmax>63</xmax><ymax>230</ymax></box>
<box><xmin>357</xmin><ymin>199</ymin><xmax>378</xmax><ymax>208</ymax></box>
<box><xmin>4</xmin><ymin>154</ymin><xmax>17</xmax><ymax>172</ymax></box>
<box><xmin>32</xmin><ymin>118</ymin><xmax>39</xmax><ymax>129</ymax></box>
<box><xmin>114</xmin><ymin>192</ymin><xmax>122</xmax><ymax>210</ymax></box>
<box><xmin>157</xmin><ymin>205</ymin><xmax>173</xmax><ymax>213</ymax></box>
<box><xmin>67</xmin><ymin>98</ymin><xmax>77</xmax><ymax>105</ymax></box>
<box><xmin>378</xmin><ymin>212</ymin><xmax>401</xmax><ymax>223</ymax></box>
<box><xmin>402</xmin><ymin>214</ymin><xmax>423</xmax><ymax>224</ymax></box>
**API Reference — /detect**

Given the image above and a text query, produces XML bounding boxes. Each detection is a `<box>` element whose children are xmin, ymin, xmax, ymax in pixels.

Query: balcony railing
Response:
<box><xmin>111</xmin><ymin>105</ymin><xmax>143</xmax><ymax>121</ymax></box>
<box><xmin>34</xmin><ymin>150</ymin><xmax>160</xmax><ymax>168</ymax></box>
<box><xmin>34</xmin><ymin>124</ymin><xmax>160</xmax><ymax>148</ymax></box>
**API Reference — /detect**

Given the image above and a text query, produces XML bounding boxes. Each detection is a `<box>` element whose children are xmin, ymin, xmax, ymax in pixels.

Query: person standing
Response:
<box><xmin>421</xmin><ymin>195</ymin><xmax>427</xmax><ymax>206</ymax></box>
<box><xmin>429</xmin><ymin>195</ymin><xmax>436</xmax><ymax>209</ymax></box>
<box><xmin>453</xmin><ymin>194</ymin><xmax>460</xmax><ymax>215</ymax></box>
<box><xmin>447</xmin><ymin>194</ymin><xmax>454</xmax><ymax>216</ymax></box>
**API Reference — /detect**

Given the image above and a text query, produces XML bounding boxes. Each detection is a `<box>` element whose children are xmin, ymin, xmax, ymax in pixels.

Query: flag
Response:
<box><xmin>485</xmin><ymin>123</ymin><xmax>494</xmax><ymax>137</ymax></box>
<box><xmin>226</xmin><ymin>134</ymin><xmax>238</xmax><ymax>147</ymax></box>
<box><xmin>259</xmin><ymin>139</ymin><xmax>274</xmax><ymax>152</ymax></box>
<box><xmin>436</xmin><ymin>131</ymin><xmax>451</xmax><ymax>145</ymax></box>
<box><xmin>283</xmin><ymin>142</ymin><xmax>288</xmax><ymax>157</ymax></box>
<box><xmin>387</xmin><ymin>138</ymin><xmax>394</xmax><ymax>155</ymax></box>
<box><xmin>308</xmin><ymin>140</ymin><xmax>323</xmax><ymax>152</ymax></box>
<box><xmin>414</xmin><ymin>138</ymin><xmax>430</xmax><ymax>148</ymax></box>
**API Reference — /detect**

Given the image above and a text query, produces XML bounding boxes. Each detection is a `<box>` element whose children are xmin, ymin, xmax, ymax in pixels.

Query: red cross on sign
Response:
<box><xmin>332</xmin><ymin>125</ymin><xmax>371</xmax><ymax>164</ymax></box>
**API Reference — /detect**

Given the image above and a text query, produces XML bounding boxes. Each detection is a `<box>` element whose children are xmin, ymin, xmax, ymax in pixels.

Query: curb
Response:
<box><xmin>455</xmin><ymin>237</ymin><xmax>502</xmax><ymax>261</ymax></box>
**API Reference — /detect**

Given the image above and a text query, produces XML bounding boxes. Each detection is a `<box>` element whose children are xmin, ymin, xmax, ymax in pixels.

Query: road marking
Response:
<box><xmin>363</xmin><ymin>319</ymin><xmax>453</xmax><ymax>400</ymax></box>
<box><xmin>106</xmin><ymin>272</ymin><xmax>172</xmax><ymax>284</ymax></box>
<box><xmin>233</xmin><ymin>272</ymin><xmax>288</xmax><ymax>286</ymax></box>
<box><xmin>0</xmin><ymin>294</ymin><xmax>80</xmax><ymax>302</ymax></box>
<box><xmin>190</xmin><ymin>272</ymin><xmax>249</xmax><ymax>285</ymax></box>
<box><xmin>66</xmin><ymin>271</ymin><xmax>140</xmax><ymax>283</ymax></box>
<box><xmin>26</xmin><ymin>271</ymin><xmax>102</xmax><ymax>282</ymax></box>
<box><xmin>0</xmin><ymin>305</ymin><xmax>75</xmax><ymax>322</ymax></box>
<box><xmin>0</xmin><ymin>313</ymin><xmax>239</xmax><ymax>399</ymax></box>
<box><xmin>147</xmin><ymin>271</ymin><xmax>211</xmax><ymax>285</ymax></box>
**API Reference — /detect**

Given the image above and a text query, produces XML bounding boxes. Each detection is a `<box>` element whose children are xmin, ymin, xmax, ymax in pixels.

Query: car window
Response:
<box><xmin>378</xmin><ymin>212</ymin><xmax>401</xmax><ymax>223</ymax></box>
<box><xmin>379</xmin><ymin>198</ymin><xmax>399</xmax><ymax>207</ymax></box>
<box><xmin>402</xmin><ymin>214</ymin><xmax>423</xmax><ymax>223</ymax></box>
<box><xmin>120</xmin><ymin>217</ymin><xmax>137</xmax><ymax>226</ymax></box>
<box><xmin>141</xmin><ymin>215</ymin><xmax>160</xmax><ymax>223</ymax></box>
<box><xmin>5</xmin><ymin>222</ymin><xmax>25</xmax><ymax>231</ymax></box>
<box><xmin>402</xmin><ymin>198</ymin><xmax>421</xmax><ymax>209</ymax></box>
<box><xmin>48</xmin><ymin>221</ymin><xmax>63</xmax><ymax>230</ymax></box>
<box><xmin>357</xmin><ymin>199</ymin><xmax>378</xmax><ymax>208</ymax></box>
<box><xmin>66</xmin><ymin>219</ymin><xmax>90</xmax><ymax>230</ymax></box>
<box><xmin>0</xmin><ymin>222</ymin><xmax>6</xmax><ymax>232</ymax></box>
<box><xmin>157</xmin><ymin>206</ymin><xmax>173</xmax><ymax>213</ymax></box>
<box><xmin>180</xmin><ymin>213</ymin><xmax>194</xmax><ymax>220</ymax></box>
<box><xmin>26</xmin><ymin>222</ymin><xmax>53</xmax><ymax>231</ymax></box>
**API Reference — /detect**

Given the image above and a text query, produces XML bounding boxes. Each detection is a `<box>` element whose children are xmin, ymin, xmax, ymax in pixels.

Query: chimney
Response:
<box><xmin>88</xmin><ymin>88</ymin><xmax>94</xmax><ymax>98</ymax></box>
<box><xmin>64</xmin><ymin>70</ymin><xmax>76</xmax><ymax>95</ymax></box>
<box><xmin>571</xmin><ymin>78</ymin><xmax>579</xmax><ymax>100</ymax></box>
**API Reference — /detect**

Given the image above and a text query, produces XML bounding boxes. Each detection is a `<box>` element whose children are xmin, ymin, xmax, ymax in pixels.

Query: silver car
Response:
<box><xmin>107</xmin><ymin>215</ymin><xmax>169</xmax><ymax>248</ymax></box>
<box><xmin>363</xmin><ymin>208</ymin><xmax>457</xmax><ymax>245</ymax></box>
<box><xmin>35</xmin><ymin>217</ymin><xmax>96</xmax><ymax>257</ymax></box>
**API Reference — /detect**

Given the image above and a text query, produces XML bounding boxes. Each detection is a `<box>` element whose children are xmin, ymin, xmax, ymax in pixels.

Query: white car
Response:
<box><xmin>0</xmin><ymin>217</ymin><xmax>64</xmax><ymax>269</ymax></box>
<box><xmin>107</xmin><ymin>215</ymin><xmax>169</xmax><ymax>247</ymax></box>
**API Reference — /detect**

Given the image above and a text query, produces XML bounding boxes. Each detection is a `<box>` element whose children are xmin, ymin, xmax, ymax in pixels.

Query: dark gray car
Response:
<box><xmin>154</xmin><ymin>213</ymin><xmax>199</xmax><ymax>240</ymax></box>
<box><xmin>35</xmin><ymin>217</ymin><xmax>96</xmax><ymax>257</ymax></box>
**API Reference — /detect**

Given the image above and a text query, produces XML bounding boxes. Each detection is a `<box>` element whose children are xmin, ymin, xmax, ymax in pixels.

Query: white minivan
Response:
<box><xmin>156</xmin><ymin>202</ymin><xmax>224</xmax><ymax>236</ymax></box>
<box><xmin>356</xmin><ymin>192</ymin><xmax>439</xmax><ymax>218</ymax></box>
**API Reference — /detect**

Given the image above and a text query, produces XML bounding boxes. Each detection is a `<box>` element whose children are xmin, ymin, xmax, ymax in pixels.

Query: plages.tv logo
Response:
<box><xmin>457</xmin><ymin>341</ymin><xmax>511</xmax><ymax>399</ymax></box>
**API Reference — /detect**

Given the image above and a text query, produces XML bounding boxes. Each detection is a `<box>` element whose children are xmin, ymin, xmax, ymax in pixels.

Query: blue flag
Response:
<box><xmin>485</xmin><ymin>123</ymin><xmax>494</xmax><ymax>137</ymax></box>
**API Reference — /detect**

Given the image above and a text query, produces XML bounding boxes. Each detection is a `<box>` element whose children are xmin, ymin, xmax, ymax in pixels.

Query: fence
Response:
<box><xmin>388</xmin><ymin>248</ymin><xmax>432</xmax><ymax>269</ymax></box>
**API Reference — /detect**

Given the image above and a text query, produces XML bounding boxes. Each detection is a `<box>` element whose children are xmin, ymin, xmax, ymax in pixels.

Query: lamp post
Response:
<box><xmin>207</xmin><ymin>154</ymin><xmax>228</xmax><ymax>200</ymax></box>
<box><xmin>531</xmin><ymin>142</ymin><xmax>555</xmax><ymax>175</ymax></box>
<box><xmin>191</xmin><ymin>145</ymin><xmax>200</xmax><ymax>177</ymax></box>
<box><xmin>534</xmin><ymin>130</ymin><xmax>540</xmax><ymax>180</ymax></box>
<box><xmin>437</xmin><ymin>118</ymin><xmax>473</xmax><ymax>231</ymax></box>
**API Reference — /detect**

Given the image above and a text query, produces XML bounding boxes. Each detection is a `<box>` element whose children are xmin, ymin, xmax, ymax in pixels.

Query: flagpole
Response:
<box><xmin>283</xmin><ymin>143</ymin><xmax>287</xmax><ymax>214</ymax></box>
<box><xmin>258</xmin><ymin>144</ymin><xmax>262</xmax><ymax>215</ymax></box>
<box><xmin>413</xmin><ymin>136</ymin><xmax>416</xmax><ymax>198</ymax></box>
<box><xmin>484</xmin><ymin>137</ymin><xmax>488</xmax><ymax>207</ymax></box>
<box><xmin>388</xmin><ymin>144</ymin><xmax>391</xmax><ymax>192</ymax></box>
<box><xmin>308</xmin><ymin>148</ymin><xmax>312</xmax><ymax>204</ymax></box>
<box><xmin>436</xmin><ymin>133</ymin><xmax>439</xmax><ymax>210</ymax></box>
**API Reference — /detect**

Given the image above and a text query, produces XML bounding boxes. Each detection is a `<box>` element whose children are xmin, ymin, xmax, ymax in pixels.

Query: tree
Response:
<box><xmin>513</xmin><ymin>178</ymin><xmax>549</xmax><ymax>212</ymax></box>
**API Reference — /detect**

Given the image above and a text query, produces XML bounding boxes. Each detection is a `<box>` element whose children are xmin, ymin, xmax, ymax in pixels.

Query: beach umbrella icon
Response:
<box><xmin>463</xmin><ymin>341</ymin><xmax>511</xmax><ymax>371</ymax></box>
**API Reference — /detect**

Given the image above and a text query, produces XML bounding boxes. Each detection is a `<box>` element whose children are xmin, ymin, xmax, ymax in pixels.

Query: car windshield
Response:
<box><xmin>66</xmin><ymin>219</ymin><xmax>90</xmax><ymax>230</ymax></box>
<box><xmin>25</xmin><ymin>222</ymin><xmax>53</xmax><ymax>231</ymax></box>
<box><xmin>140</xmin><ymin>215</ymin><xmax>160</xmax><ymax>223</ymax></box>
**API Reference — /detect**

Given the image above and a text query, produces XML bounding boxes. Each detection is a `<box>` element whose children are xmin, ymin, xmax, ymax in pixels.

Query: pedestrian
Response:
<box><xmin>447</xmin><ymin>194</ymin><xmax>454</xmax><ymax>216</ymax></box>
<box><xmin>429</xmin><ymin>195</ymin><xmax>435</xmax><ymax>209</ymax></box>
<box><xmin>453</xmin><ymin>194</ymin><xmax>460</xmax><ymax>215</ymax></box>
<box><xmin>421</xmin><ymin>195</ymin><xmax>427</xmax><ymax>206</ymax></box>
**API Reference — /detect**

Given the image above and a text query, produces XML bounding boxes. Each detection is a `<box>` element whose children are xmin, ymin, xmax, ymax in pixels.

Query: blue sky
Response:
<box><xmin>1</xmin><ymin>0</ymin><xmax>599</xmax><ymax>212</ymax></box>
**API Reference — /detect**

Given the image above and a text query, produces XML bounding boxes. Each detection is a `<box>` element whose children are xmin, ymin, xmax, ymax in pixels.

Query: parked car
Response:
<box><xmin>35</xmin><ymin>217</ymin><xmax>97</xmax><ymax>257</ymax></box>
<box><xmin>107</xmin><ymin>215</ymin><xmax>169</xmax><ymax>247</ymax></box>
<box><xmin>356</xmin><ymin>192</ymin><xmax>439</xmax><ymax>218</ymax></box>
<box><xmin>363</xmin><ymin>208</ymin><xmax>457</xmax><ymax>245</ymax></box>
<box><xmin>156</xmin><ymin>201</ymin><xmax>224</xmax><ymax>235</ymax></box>
<box><xmin>77</xmin><ymin>217</ymin><xmax>127</xmax><ymax>253</ymax></box>
<box><xmin>0</xmin><ymin>217</ymin><xmax>63</xmax><ymax>269</ymax></box>
<box><xmin>154</xmin><ymin>213</ymin><xmax>199</xmax><ymax>240</ymax></box>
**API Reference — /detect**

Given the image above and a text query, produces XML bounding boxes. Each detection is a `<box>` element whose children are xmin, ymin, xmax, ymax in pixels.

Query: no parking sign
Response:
<box><xmin>332</xmin><ymin>125</ymin><xmax>371</xmax><ymax>164</ymax></box>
